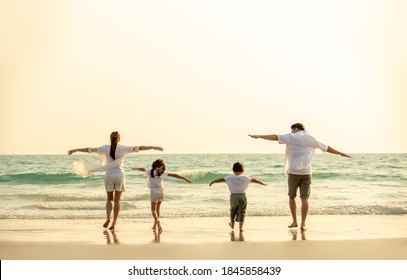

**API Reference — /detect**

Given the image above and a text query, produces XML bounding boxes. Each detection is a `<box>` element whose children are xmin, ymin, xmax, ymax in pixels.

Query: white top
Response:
<box><xmin>225</xmin><ymin>175</ymin><xmax>252</xmax><ymax>194</ymax></box>
<box><xmin>90</xmin><ymin>145</ymin><xmax>139</xmax><ymax>176</ymax></box>
<box><xmin>278</xmin><ymin>131</ymin><xmax>328</xmax><ymax>175</ymax></box>
<box><xmin>145</xmin><ymin>169</ymin><xmax>168</xmax><ymax>189</ymax></box>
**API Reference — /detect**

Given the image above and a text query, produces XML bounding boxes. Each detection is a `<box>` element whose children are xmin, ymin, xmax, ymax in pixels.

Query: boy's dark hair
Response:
<box><xmin>232</xmin><ymin>162</ymin><xmax>244</xmax><ymax>173</ymax></box>
<box><xmin>291</xmin><ymin>123</ymin><xmax>305</xmax><ymax>131</ymax></box>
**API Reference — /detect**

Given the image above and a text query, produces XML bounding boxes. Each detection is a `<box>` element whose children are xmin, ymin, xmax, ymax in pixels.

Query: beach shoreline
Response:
<box><xmin>1</xmin><ymin>215</ymin><xmax>406</xmax><ymax>260</ymax></box>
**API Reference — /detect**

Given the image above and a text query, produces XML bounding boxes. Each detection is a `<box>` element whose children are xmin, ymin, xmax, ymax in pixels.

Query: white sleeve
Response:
<box><xmin>122</xmin><ymin>145</ymin><xmax>139</xmax><ymax>154</ymax></box>
<box><xmin>316</xmin><ymin>141</ymin><xmax>328</xmax><ymax>152</ymax></box>
<box><xmin>277</xmin><ymin>133</ymin><xmax>290</xmax><ymax>144</ymax></box>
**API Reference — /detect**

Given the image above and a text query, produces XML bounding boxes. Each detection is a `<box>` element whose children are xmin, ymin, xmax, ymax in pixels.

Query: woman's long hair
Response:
<box><xmin>110</xmin><ymin>131</ymin><xmax>120</xmax><ymax>160</ymax></box>
<box><xmin>150</xmin><ymin>159</ymin><xmax>166</xmax><ymax>178</ymax></box>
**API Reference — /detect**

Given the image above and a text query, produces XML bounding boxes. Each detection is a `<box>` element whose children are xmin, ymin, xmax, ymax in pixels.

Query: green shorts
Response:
<box><xmin>230</xmin><ymin>193</ymin><xmax>247</xmax><ymax>222</ymax></box>
<box><xmin>288</xmin><ymin>174</ymin><xmax>311</xmax><ymax>198</ymax></box>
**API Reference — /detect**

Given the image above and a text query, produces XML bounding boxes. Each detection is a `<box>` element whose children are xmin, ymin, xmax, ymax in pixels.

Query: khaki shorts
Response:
<box><xmin>104</xmin><ymin>175</ymin><xmax>125</xmax><ymax>192</ymax></box>
<box><xmin>288</xmin><ymin>174</ymin><xmax>311</xmax><ymax>198</ymax></box>
<box><xmin>150</xmin><ymin>188</ymin><xmax>165</xmax><ymax>202</ymax></box>
<box><xmin>230</xmin><ymin>193</ymin><xmax>247</xmax><ymax>222</ymax></box>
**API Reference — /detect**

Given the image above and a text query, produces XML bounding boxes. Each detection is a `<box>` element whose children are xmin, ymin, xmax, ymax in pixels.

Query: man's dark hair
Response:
<box><xmin>291</xmin><ymin>123</ymin><xmax>305</xmax><ymax>131</ymax></box>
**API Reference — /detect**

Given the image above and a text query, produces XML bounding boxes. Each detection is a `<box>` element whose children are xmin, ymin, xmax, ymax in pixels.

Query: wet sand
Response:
<box><xmin>1</xmin><ymin>215</ymin><xmax>406</xmax><ymax>260</ymax></box>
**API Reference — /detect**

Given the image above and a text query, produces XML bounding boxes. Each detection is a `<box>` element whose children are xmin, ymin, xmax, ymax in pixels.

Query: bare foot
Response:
<box><xmin>153</xmin><ymin>228</ymin><xmax>161</xmax><ymax>242</ymax></box>
<box><xmin>300</xmin><ymin>224</ymin><xmax>306</xmax><ymax>231</ymax></box>
<box><xmin>108</xmin><ymin>223</ymin><xmax>116</xmax><ymax>231</ymax></box>
<box><xmin>103</xmin><ymin>220</ymin><xmax>110</xmax><ymax>228</ymax></box>
<box><xmin>157</xmin><ymin>221</ymin><xmax>162</xmax><ymax>233</ymax></box>
<box><xmin>239</xmin><ymin>229</ymin><xmax>244</xmax><ymax>232</ymax></box>
<box><xmin>229</xmin><ymin>222</ymin><xmax>235</xmax><ymax>229</ymax></box>
<box><xmin>288</xmin><ymin>222</ymin><xmax>298</xmax><ymax>228</ymax></box>
<box><xmin>230</xmin><ymin>231</ymin><xmax>235</xmax><ymax>241</ymax></box>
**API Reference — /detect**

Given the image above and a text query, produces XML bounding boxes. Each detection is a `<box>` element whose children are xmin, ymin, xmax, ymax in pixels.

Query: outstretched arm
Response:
<box><xmin>327</xmin><ymin>146</ymin><xmax>351</xmax><ymax>158</ymax></box>
<box><xmin>248</xmin><ymin>134</ymin><xmax>278</xmax><ymax>141</ymax></box>
<box><xmin>209</xmin><ymin>178</ymin><xmax>225</xmax><ymax>186</ymax></box>
<box><xmin>168</xmin><ymin>173</ymin><xmax>192</xmax><ymax>183</ymax></box>
<box><xmin>251</xmin><ymin>178</ymin><xmax>268</xmax><ymax>186</ymax></box>
<box><xmin>67</xmin><ymin>148</ymin><xmax>90</xmax><ymax>156</ymax></box>
<box><xmin>131</xmin><ymin>167</ymin><xmax>146</xmax><ymax>172</ymax></box>
<box><xmin>139</xmin><ymin>146</ymin><xmax>164</xmax><ymax>152</ymax></box>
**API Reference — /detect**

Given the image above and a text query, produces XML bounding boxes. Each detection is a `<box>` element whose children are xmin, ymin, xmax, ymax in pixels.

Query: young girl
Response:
<box><xmin>131</xmin><ymin>159</ymin><xmax>192</xmax><ymax>232</ymax></box>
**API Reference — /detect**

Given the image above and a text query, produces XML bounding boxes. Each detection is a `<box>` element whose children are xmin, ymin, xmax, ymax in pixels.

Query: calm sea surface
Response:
<box><xmin>0</xmin><ymin>154</ymin><xmax>406</xmax><ymax>219</ymax></box>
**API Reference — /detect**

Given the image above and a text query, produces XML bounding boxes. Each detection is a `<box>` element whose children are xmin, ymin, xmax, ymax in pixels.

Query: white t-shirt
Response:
<box><xmin>277</xmin><ymin>131</ymin><xmax>328</xmax><ymax>175</ymax></box>
<box><xmin>225</xmin><ymin>175</ymin><xmax>252</xmax><ymax>194</ymax></box>
<box><xmin>145</xmin><ymin>169</ymin><xmax>168</xmax><ymax>189</ymax></box>
<box><xmin>91</xmin><ymin>145</ymin><xmax>139</xmax><ymax>177</ymax></box>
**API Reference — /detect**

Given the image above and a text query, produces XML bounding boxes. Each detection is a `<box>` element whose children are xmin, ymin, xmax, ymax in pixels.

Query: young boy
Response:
<box><xmin>209</xmin><ymin>162</ymin><xmax>267</xmax><ymax>232</ymax></box>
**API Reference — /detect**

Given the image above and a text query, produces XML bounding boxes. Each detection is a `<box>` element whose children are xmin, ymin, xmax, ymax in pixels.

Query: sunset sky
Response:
<box><xmin>1</xmin><ymin>0</ymin><xmax>406</xmax><ymax>154</ymax></box>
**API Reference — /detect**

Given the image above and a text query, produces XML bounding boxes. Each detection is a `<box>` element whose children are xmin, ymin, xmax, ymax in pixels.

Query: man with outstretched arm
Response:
<box><xmin>249</xmin><ymin>123</ymin><xmax>351</xmax><ymax>231</ymax></box>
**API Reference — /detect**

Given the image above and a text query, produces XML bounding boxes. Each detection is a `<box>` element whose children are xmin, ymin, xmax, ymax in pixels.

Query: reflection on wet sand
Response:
<box><xmin>104</xmin><ymin>229</ymin><xmax>119</xmax><ymax>244</ymax></box>
<box><xmin>290</xmin><ymin>229</ymin><xmax>306</xmax><ymax>240</ymax></box>
<box><xmin>230</xmin><ymin>231</ymin><xmax>245</xmax><ymax>242</ymax></box>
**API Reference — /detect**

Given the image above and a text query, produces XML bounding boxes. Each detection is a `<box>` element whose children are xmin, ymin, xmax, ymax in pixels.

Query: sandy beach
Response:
<box><xmin>1</xmin><ymin>215</ymin><xmax>406</xmax><ymax>260</ymax></box>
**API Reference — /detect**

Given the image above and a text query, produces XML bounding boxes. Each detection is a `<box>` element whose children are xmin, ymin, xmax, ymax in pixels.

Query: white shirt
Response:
<box><xmin>145</xmin><ymin>169</ymin><xmax>168</xmax><ymax>189</ymax></box>
<box><xmin>225</xmin><ymin>175</ymin><xmax>252</xmax><ymax>194</ymax></box>
<box><xmin>92</xmin><ymin>145</ymin><xmax>139</xmax><ymax>176</ymax></box>
<box><xmin>278</xmin><ymin>131</ymin><xmax>328</xmax><ymax>175</ymax></box>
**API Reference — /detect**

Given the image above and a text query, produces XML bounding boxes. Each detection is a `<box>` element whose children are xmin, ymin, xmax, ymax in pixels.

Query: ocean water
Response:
<box><xmin>0</xmin><ymin>153</ymin><xmax>406</xmax><ymax>220</ymax></box>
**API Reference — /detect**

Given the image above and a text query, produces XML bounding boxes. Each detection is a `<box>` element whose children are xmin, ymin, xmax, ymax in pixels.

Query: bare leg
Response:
<box><xmin>156</xmin><ymin>201</ymin><xmax>162</xmax><ymax>232</ymax></box>
<box><xmin>288</xmin><ymin>197</ymin><xmax>298</xmax><ymax>228</ymax></box>
<box><xmin>109</xmin><ymin>191</ymin><xmax>122</xmax><ymax>231</ymax></box>
<box><xmin>151</xmin><ymin>202</ymin><xmax>158</xmax><ymax>229</ymax></box>
<box><xmin>104</xmin><ymin>191</ymin><xmax>113</xmax><ymax>228</ymax></box>
<box><xmin>151</xmin><ymin>201</ymin><xmax>163</xmax><ymax>232</ymax></box>
<box><xmin>239</xmin><ymin>221</ymin><xmax>244</xmax><ymax>232</ymax></box>
<box><xmin>151</xmin><ymin>202</ymin><xmax>158</xmax><ymax>230</ymax></box>
<box><xmin>156</xmin><ymin>220</ymin><xmax>162</xmax><ymax>233</ymax></box>
<box><xmin>300</xmin><ymin>197</ymin><xmax>309</xmax><ymax>231</ymax></box>
<box><xmin>229</xmin><ymin>221</ymin><xmax>235</xmax><ymax>229</ymax></box>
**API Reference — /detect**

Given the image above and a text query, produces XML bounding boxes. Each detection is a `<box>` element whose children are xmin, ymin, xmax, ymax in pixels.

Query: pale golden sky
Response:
<box><xmin>1</xmin><ymin>0</ymin><xmax>406</xmax><ymax>154</ymax></box>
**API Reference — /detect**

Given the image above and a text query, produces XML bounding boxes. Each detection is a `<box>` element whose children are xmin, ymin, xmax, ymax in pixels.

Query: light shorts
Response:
<box><xmin>104</xmin><ymin>175</ymin><xmax>125</xmax><ymax>192</ymax></box>
<box><xmin>150</xmin><ymin>188</ymin><xmax>165</xmax><ymax>202</ymax></box>
<box><xmin>230</xmin><ymin>193</ymin><xmax>247</xmax><ymax>222</ymax></box>
<box><xmin>288</xmin><ymin>173</ymin><xmax>311</xmax><ymax>198</ymax></box>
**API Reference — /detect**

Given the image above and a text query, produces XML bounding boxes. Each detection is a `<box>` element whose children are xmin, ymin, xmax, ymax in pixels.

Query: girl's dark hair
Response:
<box><xmin>150</xmin><ymin>159</ymin><xmax>166</xmax><ymax>178</ymax></box>
<box><xmin>110</xmin><ymin>131</ymin><xmax>120</xmax><ymax>160</ymax></box>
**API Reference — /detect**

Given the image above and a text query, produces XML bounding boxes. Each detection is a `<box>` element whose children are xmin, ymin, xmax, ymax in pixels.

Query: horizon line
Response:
<box><xmin>0</xmin><ymin>152</ymin><xmax>406</xmax><ymax>156</ymax></box>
